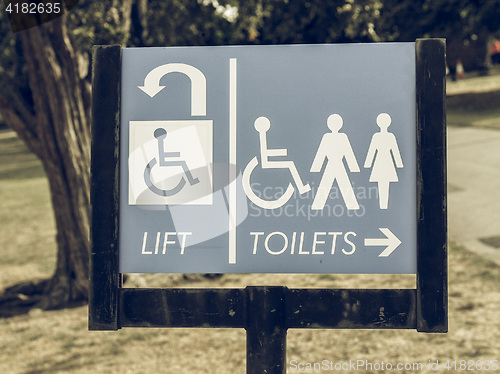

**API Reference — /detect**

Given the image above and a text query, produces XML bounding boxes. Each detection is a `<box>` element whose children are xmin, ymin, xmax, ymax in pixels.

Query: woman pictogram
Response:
<box><xmin>364</xmin><ymin>113</ymin><xmax>404</xmax><ymax>209</ymax></box>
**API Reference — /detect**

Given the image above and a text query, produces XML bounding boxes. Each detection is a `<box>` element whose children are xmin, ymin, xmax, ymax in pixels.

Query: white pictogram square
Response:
<box><xmin>129</xmin><ymin>120</ymin><xmax>213</xmax><ymax>205</ymax></box>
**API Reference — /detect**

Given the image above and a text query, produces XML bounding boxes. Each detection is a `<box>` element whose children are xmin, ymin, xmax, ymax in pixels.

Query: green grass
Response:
<box><xmin>447</xmin><ymin>107</ymin><xmax>500</xmax><ymax>129</ymax></box>
<box><xmin>447</xmin><ymin>67</ymin><xmax>500</xmax><ymax>129</ymax></box>
<box><xmin>0</xmin><ymin>130</ymin><xmax>56</xmax><ymax>285</ymax></box>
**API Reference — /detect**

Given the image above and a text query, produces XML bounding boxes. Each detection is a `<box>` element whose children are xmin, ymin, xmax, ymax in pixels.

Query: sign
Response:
<box><xmin>90</xmin><ymin>40</ymin><xmax>447</xmax><ymax>339</ymax></box>
<box><xmin>119</xmin><ymin>43</ymin><xmax>417</xmax><ymax>274</ymax></box>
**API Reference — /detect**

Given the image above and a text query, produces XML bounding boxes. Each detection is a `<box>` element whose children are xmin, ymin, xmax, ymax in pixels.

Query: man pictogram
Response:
<box><xmin>311</xmin><ymin>114</ymin><xmax>360</xmax><ymax>210</ymax></box>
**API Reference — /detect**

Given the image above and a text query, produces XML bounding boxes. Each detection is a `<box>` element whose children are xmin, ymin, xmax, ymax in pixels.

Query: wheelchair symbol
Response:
<box><xmin>242</xmin><ymin>117</ymin><xmax>311</xmax><ymax>209</ymax></box>
<box><xmin>144</xmin><ymin>128</ymin><xmax>200</xmax><ymax>197</ymax></box>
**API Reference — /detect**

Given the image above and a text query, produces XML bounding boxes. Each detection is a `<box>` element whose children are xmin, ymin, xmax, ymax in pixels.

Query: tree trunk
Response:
<box><xmin>0</xmin><ymin>1</ymin><xmax>138</xmax><ymax>315</ymax></box>
<box><xmin>16</xmin><ymin>17</ymin><xmax>92</xmax><ymax>309</ymax></box>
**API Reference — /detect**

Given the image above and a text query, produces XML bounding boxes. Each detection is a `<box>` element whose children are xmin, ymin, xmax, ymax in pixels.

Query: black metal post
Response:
<box><xmin>246</xmin><ymin>286</ymin><xmax>287</xmax><ymax>374</ymax></box>
<box><xmin>89</xmin><ymin>45</ymin><xmax>122</xmax><ymax>331</ymax></box>
<box><xmin>415</xmin><ymin>38</ymin><xmax>448</xmax><ymax>332</ymax></box>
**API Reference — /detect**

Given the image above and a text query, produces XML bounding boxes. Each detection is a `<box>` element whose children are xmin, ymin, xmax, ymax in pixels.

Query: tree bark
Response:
<box><xmin>15</xmin><ymin>17</ymin><xmax>92</xmax><ymax>309</ymax></box>
<box><xmin>0</xmin><ymin>1</ymin><xmax>137</xmax><ymax>314</ymax></box>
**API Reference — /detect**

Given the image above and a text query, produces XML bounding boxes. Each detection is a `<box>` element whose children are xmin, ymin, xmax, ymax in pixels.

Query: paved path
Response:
<box><xmin>447</xmin><ymin>124</ymin><xmax>500</xmax><ymax>266</ymax></box>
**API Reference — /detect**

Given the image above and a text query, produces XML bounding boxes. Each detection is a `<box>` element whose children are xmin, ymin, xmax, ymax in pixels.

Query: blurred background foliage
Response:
<box><xmin>2</xmin><ymin>0</ymin><xmax>500</xmax><ymax>88</ymax></box>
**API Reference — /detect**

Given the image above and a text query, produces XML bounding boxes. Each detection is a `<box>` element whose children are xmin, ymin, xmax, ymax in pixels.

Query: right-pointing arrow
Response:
<box><xmin>364</xmin><ymin>228</ymin><xmax>401</xmax><ymax>257</ymax></box>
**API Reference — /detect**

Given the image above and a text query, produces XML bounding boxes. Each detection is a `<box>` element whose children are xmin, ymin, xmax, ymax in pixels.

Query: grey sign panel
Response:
<box><xmin>119</xmin><ymin>43</ymin><xmax>416</xmax><ymax>274</ymax></box>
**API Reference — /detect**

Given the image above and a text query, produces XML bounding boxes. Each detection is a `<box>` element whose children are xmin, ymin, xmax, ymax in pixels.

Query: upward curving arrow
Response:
<box><xmin>138</xmin><ymin>63</ymin><xmax>207</xmax><ymax>116</ymax></box>
<box><xmin>364</xmin><ymin>228</ymin><xmax>401</xmax><ymax>257</ymax></box>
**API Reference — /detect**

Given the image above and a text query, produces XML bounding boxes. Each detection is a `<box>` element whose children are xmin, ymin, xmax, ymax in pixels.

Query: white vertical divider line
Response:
<box><xmin>229</xmin><ymin>58</ymin><xmax>237</xmax><ymax>264</ymax></box>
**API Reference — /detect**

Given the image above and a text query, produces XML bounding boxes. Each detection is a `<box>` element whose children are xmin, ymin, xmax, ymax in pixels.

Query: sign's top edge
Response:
<box><xmin>122</xmin><ymin>42</ymin><xmax>416</xmax><ymax>50</ymax></box>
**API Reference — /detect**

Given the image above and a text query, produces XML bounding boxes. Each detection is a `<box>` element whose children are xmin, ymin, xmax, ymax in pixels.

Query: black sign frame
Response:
<box><xmin>89</xmin><ymin>39</ymin><xmax>447</xmax><ymax>373</ymax></box>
